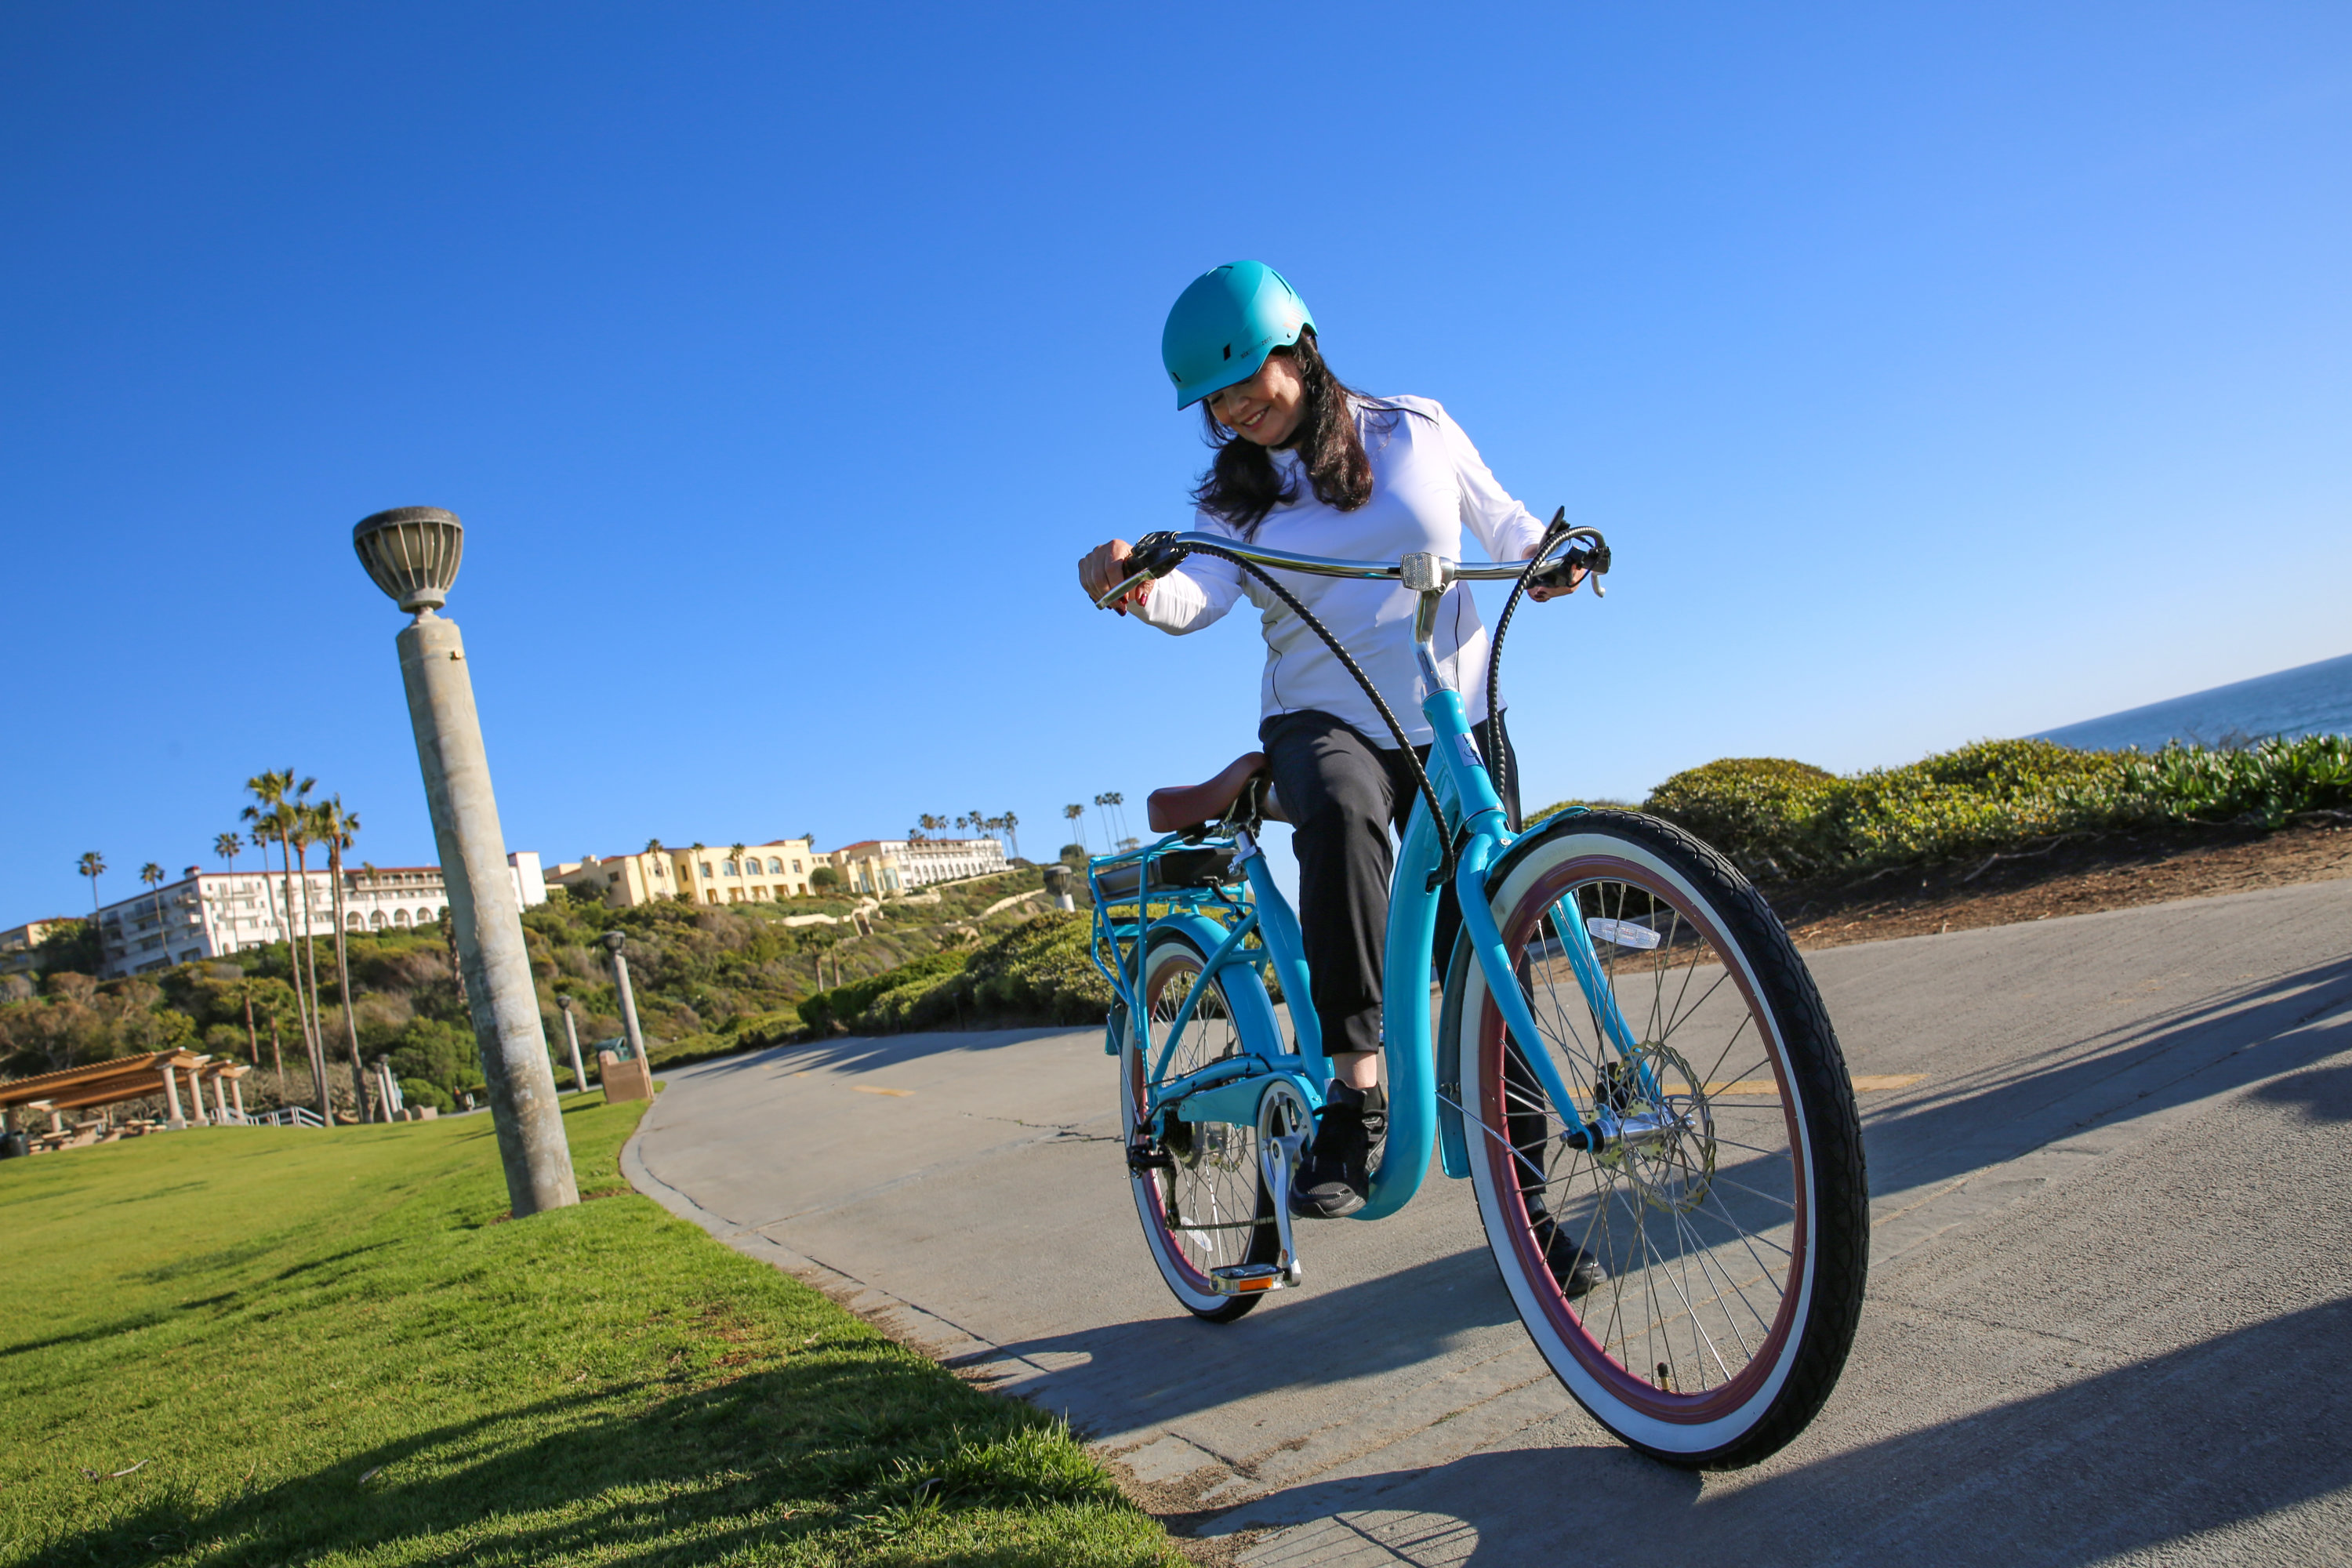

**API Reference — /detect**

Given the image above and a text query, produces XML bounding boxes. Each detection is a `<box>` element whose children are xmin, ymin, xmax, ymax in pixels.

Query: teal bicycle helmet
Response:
<box><xmin>1161</xmin><ymin>260</ymin><xmax>1316</xmax><ymax>410</ymax></box>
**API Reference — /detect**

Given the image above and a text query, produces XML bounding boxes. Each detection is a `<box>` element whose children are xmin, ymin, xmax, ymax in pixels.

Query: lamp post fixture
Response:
<box><xmin>354</xmin><ymin>506</ymin><xmax>577</xmax><ymax>1216</ymax></box>
<box><xmin>556</xmin><ymin>994</ymin><xmax>589</xmax><ymax>1092</ymax></box>
<box><xmin>599</xmin><ymin>932</ymin><xmax>647</xmax><ymax>1062</ymax></box>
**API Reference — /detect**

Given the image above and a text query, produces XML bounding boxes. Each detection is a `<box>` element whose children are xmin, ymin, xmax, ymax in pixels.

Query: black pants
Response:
<box><xmin>1261</xmin><ymin>710</ymin><xmax>1521</xmax><ymax>1061</ymax></box>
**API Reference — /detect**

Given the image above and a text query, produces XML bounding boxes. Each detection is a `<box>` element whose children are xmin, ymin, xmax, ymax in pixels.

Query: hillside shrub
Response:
<box><xmin>1535</xmin><ymin>734</ymin><xmax>2352</xmax><ymax>884</ymax></box>
<box><xmin>1638</xmin><ymin>758</ymin><xmax>1844</xmax><ymax>877</ymax></box>
<box><xmin>798</xmin><ymin>913</ymin><xmax>1115</xmax><ymax>1036</ymax></box>
<box><xmin>798</xmin><ymin>949</ymin><xmax>971</xmax><ymax>1033</ymax></box>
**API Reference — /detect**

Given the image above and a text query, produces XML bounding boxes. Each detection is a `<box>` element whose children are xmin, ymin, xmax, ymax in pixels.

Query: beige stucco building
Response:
<box><xmin>549</xmin><ymin>838</ymin><xmax>821</xmax><ymax>909</ymax></box>
<box><xmin>81</xmin><ymin>852</ymin><xmax>546</xmax><ymax>978</ymax></box>
<box><xmin>827</xmin><ymin>837</ymin><xmax>1007</xmax><ymax>895</ymax></box>
<box><xmin>1</xmin><ymin>917</ymin><xmax>78</xmax><ymax>978</ymax></box>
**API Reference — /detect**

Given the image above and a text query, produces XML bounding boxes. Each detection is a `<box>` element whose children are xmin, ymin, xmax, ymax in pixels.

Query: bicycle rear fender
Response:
<box><xmin>1145</xmin><ymin>910</ymin><xmax>1287</xmax><ymax>1091</ymax></box>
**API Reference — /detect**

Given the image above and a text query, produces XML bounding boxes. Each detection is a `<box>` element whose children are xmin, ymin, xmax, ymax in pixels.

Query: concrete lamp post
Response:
<box><xmin>354</xmin><ymin>506</ymin><xmax>577</xmax><ymax>1216</ymax></box>
<box><xmin>600</xmin><ymin>933</ymin><xmax>648</xmax><ymax>1061</ymax></box>
<box><xmin>556</xmin><ymin>994</ymin><xmax>590</xmax><ymax>1092</ymax></box>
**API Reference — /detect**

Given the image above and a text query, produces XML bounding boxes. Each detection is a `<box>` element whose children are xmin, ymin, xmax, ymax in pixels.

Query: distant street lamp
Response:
<box><xmin>354</xmin><ymin>506</ymin><xmax>577</xmax><ymax>1216</ymax></box>
<box><xmin>556</xmin><ymin>994</ymin><xmax>590</xmax><ymax>1091</ymax></box>
<box><xmin>599</xmin><ymin>933</ymin><xmax>648</xmax><ymax>1062</ymax></box>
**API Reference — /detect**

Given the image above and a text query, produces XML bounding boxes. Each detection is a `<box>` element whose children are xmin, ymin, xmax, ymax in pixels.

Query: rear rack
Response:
<box><xmin>1087</xmin><ymin>833</ymin><xmax>1260</xmax><ymax>1009</ymax></box>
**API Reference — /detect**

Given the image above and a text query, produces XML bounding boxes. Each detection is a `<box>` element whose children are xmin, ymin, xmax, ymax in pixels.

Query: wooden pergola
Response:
<box><xmin>0</xmin><ymin>1051</ymin><xmax>252</xmax><ymax>1147</ymax></box>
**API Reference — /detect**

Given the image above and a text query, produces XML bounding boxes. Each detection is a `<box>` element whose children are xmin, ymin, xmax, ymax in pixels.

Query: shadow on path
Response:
<box><xmin>662</xmin><ymin>1023</ymin><xmax>1093</xmax><ymax>1087</ymax></box>
<box><xmin>975</xmin><ymin>1248</ymin><xmax>1523</xmax><ymax>1434</ymax></box>
<box><xmin>1214</xmin><ymin>1296</ymin><xmax>2352</xmax><ymax>1566</ymax></box>
<box><xmin>1861</xmin><ymin>955</ymin><xmax>2352</xmax><ymax>1196</ymax></box>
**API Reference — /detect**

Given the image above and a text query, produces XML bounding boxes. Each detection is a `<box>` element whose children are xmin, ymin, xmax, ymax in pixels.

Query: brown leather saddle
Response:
<box><xmin>1093</xmin><ymin>753</ymin><xmax>1290</xmax><ymax>901</ymax></box>
<box><xmin>1146</xmin><ymin>751</ymin><xmax>1290</xmax><ymax>834</ymax></box>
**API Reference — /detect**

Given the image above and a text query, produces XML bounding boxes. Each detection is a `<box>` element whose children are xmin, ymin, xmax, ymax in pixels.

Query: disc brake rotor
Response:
<box><xmin>1610</xmin><ymin>1042</ymin><xmax>1717</xmax><ymax>1214</ymax></box>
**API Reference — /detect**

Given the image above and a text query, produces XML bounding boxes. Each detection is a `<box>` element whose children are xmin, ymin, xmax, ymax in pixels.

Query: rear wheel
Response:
<box><xmin>1446</xmin><ymin>810</ymin><xmax>1868</xmax><ymax>1468</ymax></box>
<box><xmin>1123</xmin><ymin>931</ymin><xmax>1285</xmax><ymax>1322</ymax></box>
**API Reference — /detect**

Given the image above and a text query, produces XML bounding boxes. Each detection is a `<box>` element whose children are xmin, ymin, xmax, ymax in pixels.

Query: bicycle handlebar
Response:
<box><xmin>1092</xmin><ymin>528</ymin><xmax>1611</xmax><ymax>610</ymax></box>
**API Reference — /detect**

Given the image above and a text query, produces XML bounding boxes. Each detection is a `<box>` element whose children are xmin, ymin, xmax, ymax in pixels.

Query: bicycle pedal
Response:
<box><xmin>1209</xmin><ymin>1262</ymin><xmax>1287</xmax><ymax>1296</ymax></box>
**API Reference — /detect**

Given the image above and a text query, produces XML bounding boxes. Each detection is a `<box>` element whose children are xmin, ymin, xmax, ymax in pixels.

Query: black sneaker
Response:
<box><xmin>1529</xmin><ymin>1213</ymin><xmax>1606</xmax><ymax>1300</ymax></box>
<box><xmin>1289</xmin><ymin>1084</ymin><xmax>1384</xmax><ymax>1219</ymax></box>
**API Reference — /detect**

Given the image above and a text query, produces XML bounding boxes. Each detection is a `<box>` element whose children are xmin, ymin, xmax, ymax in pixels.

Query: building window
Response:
<box><xmin>723</xmin><ymin>861</ymin><xmax>738</xmax><ymax>877</ymax></box>
<box><xmin>700</xmin><ymin>863</ymin><xmax>714</xmax><ymax>879</ymax></box>
<box><xmin>394</xmin><ymin>909</ymin><xmax>411</xmax><ymax>926</ymax></box>
<box><xmin>764</xmin><ymin>857</ymin><xmax>781</xmax><ymax>873</ymax></box>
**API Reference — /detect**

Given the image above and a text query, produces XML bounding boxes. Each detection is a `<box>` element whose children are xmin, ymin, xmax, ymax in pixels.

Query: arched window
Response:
<box><xmin>394</xmin><ymin>909</ymin><xmax>412</xmax><ymax>926</ymax></box>
<box><xmin>347</xmin><ymin>913</ymin><xmax>364</xmax><ymax>928</ymax></box>
<box><xmin>723</xmin><ymin>861</ymin><xmax>739</xmax><ymax>877</ymax></box>
<box><xmin>767</xmin><ymin>857</ymin><xmax>783</xmax><ymax>873</ymax></box>
<box><xmin>369</xmin><ymin>910</ymin><xmax>386</xmax><ymax>927</ymax></box>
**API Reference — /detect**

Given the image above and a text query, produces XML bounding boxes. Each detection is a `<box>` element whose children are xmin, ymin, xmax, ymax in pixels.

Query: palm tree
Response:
<box><xmin>214</xmin><ymin>833</ymin><xmax>242</xmax><ymax>873</ymax></box>
<box><xmin>1104</xmin><ymin>791</ymin><xmax>1128</xmax><ymax>844</ymax></box>
<box><xmin>245</xmin><ymin>769</ymin><xmax>328</xmax><ymax>1120</ymax></box>
<box><xmin>78</xmin><ymin>854</ymin><xmax>106</xmax><ymax>955</ymax></box>
<box><xmin>1064</xmin><ymin>803</ymin><xmax>1087</xmax><ymax>854</ymax></box>
<box><xmin>287</xmin><ymin>807</ymin><xmax>330</xmax><ymax>1106</ymax></box>
<box><xmin>999</xmin><ymin>811</ymin><xmax>1022</xmax><ymax>861</ymax></box>
<box><xmin>140</xmin><ymin>862</ymin><xmax>168</xmax><ymax>967</ymax></box>
<box><xmin>310</xmin><ymin>797</ymin><xmax>375</xmax><ymax>1119</ymax></box>
<box><xmin>1093</xmin><ymin>793</ymin><xmax>1116</xmax><ymax>851</ymax></box>
<box><xmin>729</xmin><ymin>843</ymin><xmax>749</xmax><ymax>898</ymax></box>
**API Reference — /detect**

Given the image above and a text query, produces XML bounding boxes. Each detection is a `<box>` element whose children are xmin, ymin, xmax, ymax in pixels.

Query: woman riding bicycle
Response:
<box><xmin>1079</xmin><ymin>260</ymin><xmax>1580</xmax><ymax>1223</ymax></box>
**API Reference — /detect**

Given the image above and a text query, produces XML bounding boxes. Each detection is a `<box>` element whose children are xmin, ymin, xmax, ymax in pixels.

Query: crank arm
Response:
<box><xmin>1261</xmin><ymin>1130</ymin><xmax>1308</xmax><ymax>1286</ymax></box>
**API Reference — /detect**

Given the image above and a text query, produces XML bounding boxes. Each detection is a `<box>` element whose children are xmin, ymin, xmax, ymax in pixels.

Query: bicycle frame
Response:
<box><xmin>1092</xmin><ymin>542</ymin><xmax>1645</xmax><ymax>1222</ymax></box>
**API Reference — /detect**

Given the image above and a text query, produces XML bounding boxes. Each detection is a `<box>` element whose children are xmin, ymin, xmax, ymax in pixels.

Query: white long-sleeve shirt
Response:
<box><xmin>1135</xmin><ymin>395</ymin><xmax>1545</xmax><ymax>747</ymax></box>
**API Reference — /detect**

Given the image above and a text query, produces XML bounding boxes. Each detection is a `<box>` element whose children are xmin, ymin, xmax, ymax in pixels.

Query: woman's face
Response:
<box><xmin>1206</xmin><ymin>353</ymin><xmax>1305</xmax><ymax>446</ymax></box>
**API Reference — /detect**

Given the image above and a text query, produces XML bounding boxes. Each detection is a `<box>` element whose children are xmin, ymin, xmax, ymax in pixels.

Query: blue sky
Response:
<box><xmin>4</xmin><ymin>3</ymin><xmax>2347</xmax><ymax>922</ymax></box>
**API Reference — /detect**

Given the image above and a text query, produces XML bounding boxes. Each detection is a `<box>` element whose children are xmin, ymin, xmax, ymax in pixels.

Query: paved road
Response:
<box><xmin>625</xmin><ymin>878</ymin><xmax>2352</xmax><ymax>1566</ymax></box>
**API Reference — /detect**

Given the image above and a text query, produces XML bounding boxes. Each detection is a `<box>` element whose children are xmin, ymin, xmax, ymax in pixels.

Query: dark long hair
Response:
<box><xmin>1191</xmin><ymin>328</ymin><xmax>1383</xmax><ymax>538</ymax></box>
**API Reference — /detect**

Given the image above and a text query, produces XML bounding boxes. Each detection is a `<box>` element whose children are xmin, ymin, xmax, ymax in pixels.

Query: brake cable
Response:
<box><xmin>1163</xmin><ymin>539</ymin><xmax>1461</xmax><ymax>892</ymax></box>
<box><xmin>1127</xmin><ymin>521</ymin><xmax>1610</xmax><ymax>895</ymax></box>
<box><xmin>1483</xmin><ymin>512</ymin><xmax>1609</xmax><ymax>817</ymax></box>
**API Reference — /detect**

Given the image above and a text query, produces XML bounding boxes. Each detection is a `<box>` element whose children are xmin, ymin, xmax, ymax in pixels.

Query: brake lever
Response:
<box><xmin>1093</xmin><ymin>570</ymin><xmax>1156</xmax><ymax>611</ymax></box>
<box><xmin>1091</xmin><ymin>530</ymin><xmax>1189</xmax><ymax>611</ymax></box>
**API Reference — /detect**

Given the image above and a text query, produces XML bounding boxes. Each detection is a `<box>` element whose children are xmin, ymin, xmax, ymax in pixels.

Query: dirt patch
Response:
<box><xmin>1760</xmin><ymin>819</ymin><xmax>2352</xmax><ymax>950</ymax></box>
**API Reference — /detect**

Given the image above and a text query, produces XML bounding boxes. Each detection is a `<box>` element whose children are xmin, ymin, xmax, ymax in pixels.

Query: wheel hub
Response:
<box><xmin>1598</xmin><ymin>1044</ymin><xmax>1715</xmax><ymax>1214</ymax></box>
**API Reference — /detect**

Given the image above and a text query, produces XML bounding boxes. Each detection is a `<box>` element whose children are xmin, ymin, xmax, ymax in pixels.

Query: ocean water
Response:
<box><xmin>2035</xmin><ymin>651</ymin><xmax>2352</xmax><ymax>753</ymax></box>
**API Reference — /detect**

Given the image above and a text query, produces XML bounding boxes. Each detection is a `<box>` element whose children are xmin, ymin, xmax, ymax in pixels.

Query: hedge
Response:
<box><xmin>1532</xmin><ymin>734</ymin><xmax>2352</xmax><ymax>881</ymax></box>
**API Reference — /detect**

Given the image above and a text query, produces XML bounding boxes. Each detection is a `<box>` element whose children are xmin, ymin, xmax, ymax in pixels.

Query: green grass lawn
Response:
<box><xmin>0</xmin><ymin>1099</ymin><xmax>1174</xmax><ymax>1566</ymax></box>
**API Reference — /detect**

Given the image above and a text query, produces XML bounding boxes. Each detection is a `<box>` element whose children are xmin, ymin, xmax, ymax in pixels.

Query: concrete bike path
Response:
<box><xmin>623</xmin><ymin>875</ymin><xmax>2352</xmax><ymax>1566</ymax></box>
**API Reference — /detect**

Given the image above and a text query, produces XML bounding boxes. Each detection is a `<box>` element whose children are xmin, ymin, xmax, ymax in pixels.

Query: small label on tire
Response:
<box><xmin>1588</xmin><ymin>916</ymin><xmax>1662</xmax><ymax>950</ymax></box>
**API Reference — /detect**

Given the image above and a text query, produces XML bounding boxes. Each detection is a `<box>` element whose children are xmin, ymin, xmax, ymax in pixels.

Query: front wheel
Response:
<box><xmin>1446</xmin><ymin>809</ymin><xmax>1868</xmax><ymax>1468</ymax></box>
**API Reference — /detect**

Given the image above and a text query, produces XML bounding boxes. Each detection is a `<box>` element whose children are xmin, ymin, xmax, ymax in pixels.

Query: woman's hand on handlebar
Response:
<box><xmin>1526</xmin><ymin>558</ymin><xmax>1584</xmax><ymax>602</ymax></box>
<box><xmin>1080</xmin><ymin>538</ymin><xmax>1149</xmax><ymax>615</ymax></box>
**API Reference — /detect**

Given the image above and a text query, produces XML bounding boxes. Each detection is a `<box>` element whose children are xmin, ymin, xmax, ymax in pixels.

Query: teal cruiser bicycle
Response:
<box><xmin>1087</xmin><ymin>522</ymin><xmax>1868</xmax><ymax>1468</ymax></box>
